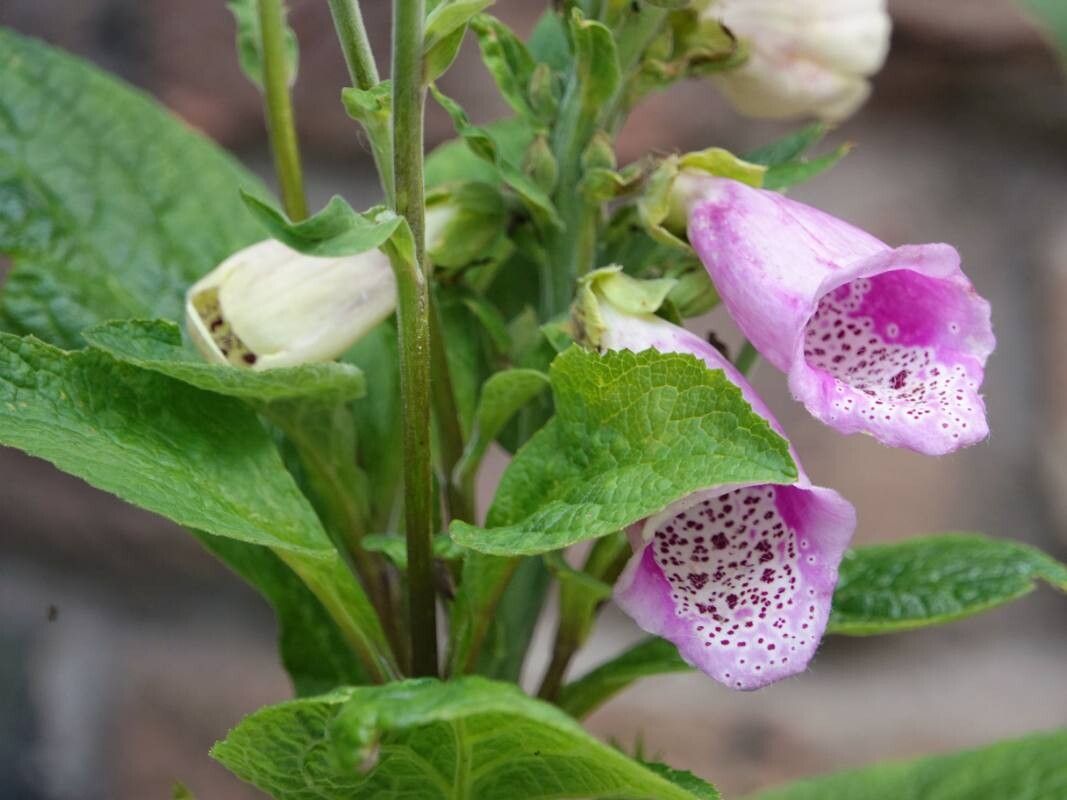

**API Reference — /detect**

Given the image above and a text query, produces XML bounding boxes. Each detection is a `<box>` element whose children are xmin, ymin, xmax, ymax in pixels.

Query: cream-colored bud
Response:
<box><xmin>186</xmin><ymin>239</ymin><xmax>396</xmax><ymax>370</ymax></box>
<box><xmin>704</xmin><ymin>0</ymin><xmax>891</xmax><ymax>121</ymax></box>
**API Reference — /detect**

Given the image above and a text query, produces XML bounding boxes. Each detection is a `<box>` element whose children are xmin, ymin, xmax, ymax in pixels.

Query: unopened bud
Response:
<box><xmin>186</xmin><ymin>239</ymin><xmax>396</xmax><ymax>370</ymax></box>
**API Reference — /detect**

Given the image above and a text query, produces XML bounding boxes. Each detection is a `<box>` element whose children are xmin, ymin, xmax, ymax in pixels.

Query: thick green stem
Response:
<box><xmin>392</xmin><ymin>0</ymin><xmax>439</xmax><ymax>678</ymax></box>
<box><xmin>258</xmin><ymin>0</ymin><xmax>308</xmax><ymax>220</ymax></box>
<box><xmin>326</xmin><ymin>0</ymin><xmax>397</xmax><ymax>204</ymax></box>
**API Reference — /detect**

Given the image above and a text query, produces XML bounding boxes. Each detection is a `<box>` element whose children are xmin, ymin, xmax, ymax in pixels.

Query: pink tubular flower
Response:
<box><xmin>681</xmin><ymin>176</ymin><xmax>995</xmax><ymax>456</ymax></box>
<box><xmin>592</xmin><ymin>291</ymin><xmax>856</xmax><ymax>690</ymax></box>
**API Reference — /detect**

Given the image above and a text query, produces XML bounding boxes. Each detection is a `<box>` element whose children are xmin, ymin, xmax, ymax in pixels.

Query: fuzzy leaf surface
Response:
<box><xmin>750</xmin><ymin>728</ymin><xmax>1067</xmax><ymax>800</ymax></box>
<box><xmin>83</xmin><ymin>319</ymin><xmax>366</xmax><ymax>403</ymax></box>
<box><xmin>213</xmin><ymin>677</ymin><xmax>718</xmax><ymax>799</ymax></box>
<box><xmin>451</xmin><ymin>347</ymin><xmax>796</xmax><ymax>555</ymax></box>
<box><xmin>829</xmin><ymin>532</ymin><xmax>1067</xmax><ymax>635</ymax></box>
<box><xmin>0</xmin><ymin>333</ymin><xmax>329</xmax><ymax>555</ymax></box>
<box><xmin>0</xmin><ymin>29</ymin><xmax>263</xmax><ymax>346</ymax></box>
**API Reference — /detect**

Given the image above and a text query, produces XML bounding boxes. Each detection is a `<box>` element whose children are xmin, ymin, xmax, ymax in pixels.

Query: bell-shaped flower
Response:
<box><xmin>579</xmin><ymin>271</ymin><xmax>856</xmax><ymax>690</ymax></box>
<box><xmin>186</xmin><ymin>238</ymin><xmax>396</xmax><ymax>369</ymax></box>
<box><xmin>674</xmin><ymin>176</ymin><xmax>995</xmax><ymax>455</ymax></box>
<box><xmin>700</xmin><ymin>0</ymin><xmax>891</xmax><ymax>121</ymax></box>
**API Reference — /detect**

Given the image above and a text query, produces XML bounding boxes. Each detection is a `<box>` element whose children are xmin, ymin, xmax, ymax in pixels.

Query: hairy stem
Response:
<box><xmin>392</xmin><ymin>0</ymin><xmax>439</xmax><ymax>678</ymax></box>
<box><xmin>257</xmin><ymin>0</ymin><xmax>308</xmax><ymax>220</ymax></box>
<box><xmin>326</xmin><ymin>0</ymin><xmax>396</xmax><ymax>203</ymax></box>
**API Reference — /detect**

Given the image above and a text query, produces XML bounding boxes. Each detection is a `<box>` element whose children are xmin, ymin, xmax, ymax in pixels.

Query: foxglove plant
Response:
<box><xmin>1</xmin><ymin>1</ymin><xmax>1065</xmax><ymax>799</ymax></box>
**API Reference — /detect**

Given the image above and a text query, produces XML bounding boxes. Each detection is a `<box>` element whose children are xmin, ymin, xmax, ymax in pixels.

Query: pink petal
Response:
<box><xmin>599</xmin><ymin>303</ymin><xmax>856</xmax><ymax>690</ymax></box>
<box><xmin>686</xmin><ymin>177</ymin><xmax>995</xmax><ymax>455</ymax></box>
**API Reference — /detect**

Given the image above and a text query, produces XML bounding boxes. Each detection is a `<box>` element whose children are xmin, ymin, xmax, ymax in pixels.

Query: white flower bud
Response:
<box><xmin>186</xmin><ymin>239</ymin><xmax>396</xmax><ymax>370</ymax></box>
<box><xmin>703</xmin><ymin>0</ymin><xmax>891</xmax><ymax>121</ymax></box>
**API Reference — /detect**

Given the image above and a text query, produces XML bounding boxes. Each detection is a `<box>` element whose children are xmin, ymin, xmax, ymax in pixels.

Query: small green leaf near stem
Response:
<box><xmin>257</xmin><ymin>0</ymin><xmax>308</xmax><ymax>220</ymax></box>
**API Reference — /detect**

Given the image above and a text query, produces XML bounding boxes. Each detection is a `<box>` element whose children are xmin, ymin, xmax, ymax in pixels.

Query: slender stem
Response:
<box><xmin>735</xmin><ymin>339</ymin><xmax>760</xmax><ymax>376</ymax></box>
<box><xmin>326</xmin><ymin>0</ymin><xmax>379</xmax><ymax>87</ymax></box>
<box><xmin>430</xmin><ymin>301</ymin><xmax>475</xmax><ymax>524</ymax></box>
<box><xmin>537</xmin><ymin>532</ymin><xmax>631</xmax><ymax>701</ymax></box>
<box><xmin>392</xmin><ymin>0</ymin><xmax>439</xmax><ymax>678</ymax></box>
<box><xmin>326</xmin><ymin>0</ymin><xmax>397</xmax><ymax>204</ymax></box>
<box><xmin>257</xmin><ymin>0</ymin><xmax>308</xmax><ymax>220</ymax></box>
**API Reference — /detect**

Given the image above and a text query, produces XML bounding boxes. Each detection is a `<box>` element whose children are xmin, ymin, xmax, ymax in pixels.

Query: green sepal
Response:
<box><xmin>638</xmin><ymin>148</ymin><xmax>764</xmax><ymax>250</ymax></box>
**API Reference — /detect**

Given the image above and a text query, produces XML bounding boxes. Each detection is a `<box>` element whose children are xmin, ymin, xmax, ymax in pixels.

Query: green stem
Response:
<box><xmin>392</xmin><ymin>0</ymin><xmax>439</xmax><ymax>678</ymax></box>
<box><xmin>537</xmin><ymin>532</ymin><xmax>630</xmax><ymax>702</ymax></box>
<box><xmin>430</xmin><ymin>300</ymin><xmax>475</xmax><ymax>524</ymax></box>
<box><xmin>326</xmin><ymin>0</ymin><xmax>397</xmax><ymax>204</ymax></box>
<box><xmin>257</xmin><ymin>0</ymin><xmax>308</xmax><ymax>220</ymax></box>
<box><xmin>735</xmin><ymin>339</ymin><xmax>759</xmax><ymax>376</ymax></box>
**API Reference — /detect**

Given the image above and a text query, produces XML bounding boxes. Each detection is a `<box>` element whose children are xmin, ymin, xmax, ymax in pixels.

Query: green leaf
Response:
<box><xmin>762</xmin><ymin>144</ymin><xmax>852</xmax><ymax>191</ymax></box>
<box><xmin>558</xmin><ymin>637</ymin><xmax>689</xmax><ymax>720</ymax></box>
<box><xmin>195</xmin><ymin>533</ymin><xmax>370</xmax><ymax>696</ymax></box>
<box><xmin>362</xmin><ymin>533</ymin><xmax>464</xmax><ymax>570</ymax></box>
<box><xmin>742</xmin><ymin>124</ymin><xmax>849</xmax><ymax>191</ymax></box>
<box><xmin>345</xmin><ymin>323</ymin><xmax>404</xmax><ymax>531</ymax></box>
<box><xmin>425</xmin><ymin>118</ymin><xmax>533</xmax><ymax>188</ymax></box>
<box><xmin>227</xmin><ymin>0</ymin><xmax>299</xmax><ymax>89</ymax></box>
<box><xmin>429</xmin><ymin>88</ymin><xmax>562</xmax><ymax>230</ymax></box>
<box><xmin>213</xmin><ymin>677</ymin><xmax>719</xmax><ymax>799</ymax></box>
<box><xmin>749</xmin><ymin>728</ymin><xmax>1067</xmax><ymax>800</ymax></box>
<box><xmin>567</xmin><ymin>11</ymin><xmax>621</xmax><ymax>128</ymax></box>
<box><xmin>82</xmin><ymin>319</ymin><xmax>366</xmax><ymax>404</ymax></box>
<box><xmin>242</xmin><ymin>193</ymin><xmax>403</xmax><ymax>257</ymax></box>
<box><xmin>472</xmin><ymin>555</ymin><xmax>551</xmax><ymax>681</ymax></box>
<box><xmin>744</xmin><ymin>124</ymin><xmax>827</xmax><ymax>166</ymax></box>
<box><xmin>451</xmin><ymin>347</ymin><xmax>796</xmax><ymax>555</ymax></box>
<box><xmin>454</xmin><ymin>368</ymin><xmax>550</xmax><ymax>487</ymax></box>
<box><xmin>1023</xmin><ymin>0</ymin><xmax>1067</xmax><ymax>59</ymax></box>
<box><xmin>828</xmin><ymin>532</ymin><xmax>1067</xmax><ymax>635</ymax></box>
<box><xmin>645</xmin><ymin>764</ymin><xmax>721</xmax><ymax>800</ymax></box>
<box><xmin>0</xmin><ymin>29</ymin><xmax>265</xmax><ymax>347</ymax></box>
<box><xmin>424</xmin><ymin>0</ymin><xmax>495</xmax><ymax>83</ymax></box>
<box><xmin>470</xmin><ymin>15</ymin><xmax>539</xmax><ymax>120</ymax></box>
<box><xmin>171</xmin><ymin>781</ymin><xmax>197</xmax><ymax>800</ymax></box>
<box><xmin>0</xmin><ymin>332</ymin><xmax>329</xmax><ymax>556</ymax></box>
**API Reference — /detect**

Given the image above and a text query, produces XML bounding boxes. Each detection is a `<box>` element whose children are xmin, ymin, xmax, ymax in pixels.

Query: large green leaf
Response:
<box><xmin>750</xmin><ymin>728</ymin><xmax>1067</xmax><ymax>800</ymax></box>
<box><xmin>0</xmin><ymin>28</ymin><xmax>264</xmax><ymax>346</ymax></box>
<box><xmin>451</xmin><ymin>347</ymin><xmax>796</xmax><ymax>554</ymax></box>
<box><xmin>0</xmin><ymin>332</ymin><xmax>327</xmax><ymax>555</ymax></box>
<box><xmin>213</xmin><ymin>677</ymin><xmax>718</xmax><ymax>799</ymax></box>
<box><xmin>829</xmin><ymin>532</ymin><xmax>1067</xmax><ymax>635</ymax></box>
<box><xmin>82</xmin><ymin>319</ymin><xmax>366</xmax><ymax>403</ymax></box>
<box><xmin>195</xmin><ymin>534</ymin><xmax>369</xmax><ymax>696</ymax></box>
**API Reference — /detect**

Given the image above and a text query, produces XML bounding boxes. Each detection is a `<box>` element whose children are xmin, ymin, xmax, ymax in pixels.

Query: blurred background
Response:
<box><xmin>1</xmin><ymin>1</ymin><xmax>1065</xmax><ymax>797</ymax></box>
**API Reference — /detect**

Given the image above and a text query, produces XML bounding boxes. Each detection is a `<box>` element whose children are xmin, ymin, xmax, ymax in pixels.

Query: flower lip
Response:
<box><xmin>592</xmin><ymin>296</ymin><xmax>856</xmax><ymax>690</ymax></box>
<box><xmin>685</xmin><ymin>177</ymin><xmax>995</xmax><ymax>455</ymax></box>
